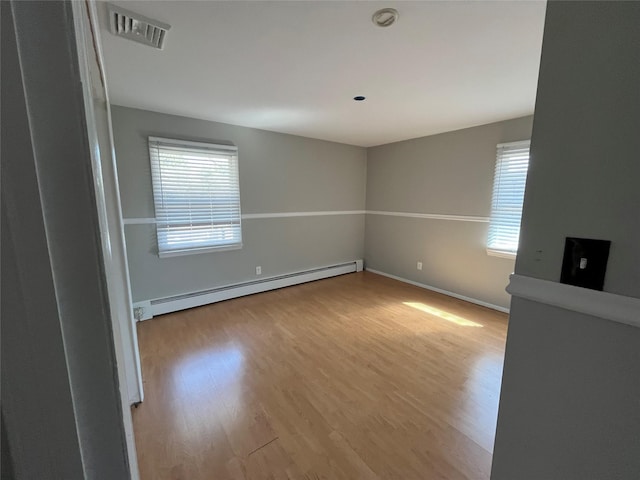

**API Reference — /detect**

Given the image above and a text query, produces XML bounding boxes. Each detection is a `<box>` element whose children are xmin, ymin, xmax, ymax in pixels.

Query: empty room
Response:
<box><xmin>2</xmin><ymin>1</ymin><xmax>639</xmax><ymax>480</ymax></box>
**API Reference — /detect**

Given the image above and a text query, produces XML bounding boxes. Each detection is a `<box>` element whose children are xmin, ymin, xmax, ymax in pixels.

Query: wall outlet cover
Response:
<box><xmin>132</xmin><ymin>300</ymin><xmax>153</xmax><ymax>321</ymax></box>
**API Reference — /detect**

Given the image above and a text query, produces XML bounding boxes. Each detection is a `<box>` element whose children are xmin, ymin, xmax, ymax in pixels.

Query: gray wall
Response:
<box><xmin>365</xmin><ymin>116</ymin><xmax>533</xmax><ymax>309</ymax></box>
<box><xmin>2</xmin><ymin>1</ymin><xmax>131</xmax><ymax>478</ymax></box>
<box><xmin>2</xmin><ymin>4</ymin><xmax>84</xmax><ymax>476</ymax></box>
<box><xmin>492</xmin><ymin>2</ymin><xmax>640</xmax><ymax>479</ymax></box>
<box><xmin>514</xmin><ymin>3</ymin><xmax>640</xmax><ymax>297</ymax></box>
<box><xmin>492</xmin><ymin>298</ymin><xmax>640</xmax><ymax>480</ymax></box>
<box><xmin>112</xmin><ymin>106</ymin><xmax>367</xmax><ymax>302</ymax></box>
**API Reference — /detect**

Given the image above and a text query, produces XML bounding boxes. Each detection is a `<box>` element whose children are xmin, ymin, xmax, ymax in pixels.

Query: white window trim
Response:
<box><xmin>148</xmin><ymin>136</ymin><xmax>242</xmax><ymax>257</ymax></box>
<box><xmin>486</xmin><ymin>248</ymin><xmax>517</xmax><ymax>260</ymax></box>
<box><xmin>158</xmin><ymin>243</ymin><xmax>243</xmax><ymax>258</ymax></box>
<box><xmin>149</xmin><ymin>136</ymin><xmax>238</xmax><ymax>152</ymax></box>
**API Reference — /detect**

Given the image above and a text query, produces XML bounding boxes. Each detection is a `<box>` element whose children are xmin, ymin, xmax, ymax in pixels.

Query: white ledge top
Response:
<box><xmin>507</xmin><ymin>274</ymin><xmax>640</xmax><ymax>329</ymax></box>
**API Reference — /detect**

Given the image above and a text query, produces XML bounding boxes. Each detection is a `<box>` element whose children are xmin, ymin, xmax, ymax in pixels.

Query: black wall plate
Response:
<box><xmin>560</xmin><ymin>237</ymin><xmax>611</xmax><ymax>291</ymax></box>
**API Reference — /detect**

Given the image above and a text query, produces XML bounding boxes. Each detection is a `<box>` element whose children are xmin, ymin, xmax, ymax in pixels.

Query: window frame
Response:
<box><xmin>148</xmin><ymin>136</ymin><xmax>242</xmax><ymax>258</ymax></box>
<box><xmin>486</xmin><ymin>139</ymin><xmax>531</xmax><ymax>259</ymax></box>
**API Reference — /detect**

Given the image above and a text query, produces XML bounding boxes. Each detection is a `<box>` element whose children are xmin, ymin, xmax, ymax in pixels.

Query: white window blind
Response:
<box><xmin>149</xmin><ymin>137</ymin><xmax>242</xmax><ymax>257</ymax></box>
<box><xmin>487</xmin><ymin>140</ymin><xmax>530</xmax><ymax>258</ymax></box>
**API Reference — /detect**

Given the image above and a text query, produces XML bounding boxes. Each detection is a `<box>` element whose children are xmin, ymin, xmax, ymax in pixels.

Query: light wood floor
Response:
<box><xmin>133</xmin><ymin>272</ymin><xmax>508</xmax><ymax>480</ymax></box>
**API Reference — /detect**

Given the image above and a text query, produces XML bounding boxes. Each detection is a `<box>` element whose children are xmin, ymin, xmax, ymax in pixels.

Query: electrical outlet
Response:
<box><xmin>132</xmin><ymin>301</ymin><xmax>152</xmax><ymax>321</ymax></box>
<box><xmin>133</xmin><ymin>307</ymin><xmax>144</xmax><ymax>321</ymax></box>
<box><xmin>417</xmin><ymin>261</ymin><xmax>423</xmax><ymax>271</ymax></box>
<box><xmin>256</xmin><ymin>266</ymin><xmax>262</xmax><ymax>275</ymax></box>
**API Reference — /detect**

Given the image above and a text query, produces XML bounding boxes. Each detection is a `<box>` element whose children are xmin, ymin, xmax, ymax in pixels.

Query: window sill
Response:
<box><xmin>486</xmin><ymin>248</ymin><xmax>517</xmax><ymax>260</ymax></box>
<box><xmin>158</xmin><ymin>243</ymin><xmax>243</xmax><ymax>258</ymax></box>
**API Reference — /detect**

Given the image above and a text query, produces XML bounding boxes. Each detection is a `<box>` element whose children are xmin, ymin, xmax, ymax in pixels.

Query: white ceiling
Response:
<box><xmin>98</xmin><ymin>1</ymin><xmax>546</xmax><ymax>147</ymax></box>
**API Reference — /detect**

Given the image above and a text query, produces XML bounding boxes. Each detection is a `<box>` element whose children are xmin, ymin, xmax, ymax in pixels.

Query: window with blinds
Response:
<box><xmin>487</xmin><ymin>140</ymin><xmax>530</xmax><ymax>258</ymax></box>
<box><xmin>148</xmin><ymin>137</ymin><xmax>242</xmax><ymax>257</ymax></box>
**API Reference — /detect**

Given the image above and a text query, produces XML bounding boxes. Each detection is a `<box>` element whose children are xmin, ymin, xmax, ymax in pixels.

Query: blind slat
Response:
<box><xmin>149</xmin><ymin>137</ymin><xmax>242</xmax><ymax>254</ymax></box>
<box><xmin>487</xmin><ymin>140</ymin><xmax>530</xmax><ymax>255</ymax></box>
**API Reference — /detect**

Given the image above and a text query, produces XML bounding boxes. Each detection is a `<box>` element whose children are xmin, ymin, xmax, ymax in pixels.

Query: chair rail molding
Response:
<box><xmin>507</xmin><ymin>273</ymin><xmax>640</xmax><ymax>328</ymax></box>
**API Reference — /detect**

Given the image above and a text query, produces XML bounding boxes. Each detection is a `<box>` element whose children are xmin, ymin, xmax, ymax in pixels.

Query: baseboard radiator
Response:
<box><xmin>145</xmin><ymin>260</ymin><xmax>364</xmax><ymax>318</ymax></box>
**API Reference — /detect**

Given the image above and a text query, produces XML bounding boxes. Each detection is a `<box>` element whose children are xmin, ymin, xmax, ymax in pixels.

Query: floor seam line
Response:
<box><xmin>246</xmin><ymin>436</ymin><xmax>279</xmax><ymax>457</ymax></box>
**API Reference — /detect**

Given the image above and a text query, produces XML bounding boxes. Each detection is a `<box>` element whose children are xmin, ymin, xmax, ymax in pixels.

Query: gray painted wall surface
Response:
<box><xmin>112</xmin><ymin>106</ymin><xmax>366</xmax><ymax>301</ymax></box>
<box><xmin>366</xmin><ymin>216</ymin><xmax>515</xmax><ymax>308</ymax></box>
<box><xmin>1</xmin><ymin>4</ymin><xmax>84</xmax><ymax>476</ymax></box>
<box><xmin>125</xmin><ymin>216</ymin><xmax>364</xmax><ymax>301</ymax></box>
<box><xmin>492</xmin><ymin>2</ymin><xmax>640</xmax><ymax>479</ymax></box>
<box><xmin>3</xmin><ymin>1</ymin><xmax>131</xmax><ymax>478</ymax></box>
<box><xmin>492</xmin><ymin>298</ymin><xmax>640</xmax><ymax>480</ymax></box>
<box><xmin>515</xmin><ymin>2</ymin><xmax>640</xmax><ymax>298</ymax></box>
<box><xmin>365</xmin><ymin>116</ymin><xmax>533</xmax><ymax>309</ymax></box>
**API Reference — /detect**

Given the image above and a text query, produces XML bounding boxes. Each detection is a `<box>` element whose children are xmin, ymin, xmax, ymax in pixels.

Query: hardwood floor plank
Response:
<box><xmin>133</xmin><ymin>271</ymin><xmax>508</xmax><ymax>479</ymax></box>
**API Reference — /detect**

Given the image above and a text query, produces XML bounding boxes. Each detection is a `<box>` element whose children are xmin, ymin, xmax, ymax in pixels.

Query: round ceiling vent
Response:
<box><xmin>372</xmin><ymin>8</ymin><xmax>399</xmax><ymax>28</ymax></box>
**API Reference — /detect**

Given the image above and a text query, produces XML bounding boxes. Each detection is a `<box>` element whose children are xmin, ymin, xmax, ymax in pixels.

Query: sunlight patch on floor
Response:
<box><xmin>403</xmin><ymin>301</ymin><xmax>484</xmax><ymax>327</ymax></box>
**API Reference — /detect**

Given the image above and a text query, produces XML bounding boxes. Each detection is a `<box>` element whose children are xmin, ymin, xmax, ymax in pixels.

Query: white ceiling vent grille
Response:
<box><xmin>108</xmin><ymin>4</ymin><xmax>171</xmax><ymax>50</ymax></box>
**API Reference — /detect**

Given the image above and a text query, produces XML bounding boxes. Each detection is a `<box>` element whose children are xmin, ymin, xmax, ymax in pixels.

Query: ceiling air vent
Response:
<box><xmin>108</xmin><ymin>4</ymin><xmax>171</xmax><ymax>50</ymax></box>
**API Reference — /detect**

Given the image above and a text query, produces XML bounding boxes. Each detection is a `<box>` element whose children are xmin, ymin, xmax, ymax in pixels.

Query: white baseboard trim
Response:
<box><xmin>507</xmin><ymin>274</ymin><xmax>640</xmax><ymax>328</ymax></box>
<box><xmin>366</xmin><ymin>268</ymin><xmax>509</xmax><ymax>313</ymax></box>
<box><xmin>148</xmin><ymin>261</ymin><xmax>361</xmax><ymax>317</ymax></box>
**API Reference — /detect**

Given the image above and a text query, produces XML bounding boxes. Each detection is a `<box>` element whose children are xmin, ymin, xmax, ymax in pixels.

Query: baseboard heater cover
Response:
<box><xmin>148</xmin><ymin>260</ymin><xmax>362</xmax><ymax>317</ymax></box>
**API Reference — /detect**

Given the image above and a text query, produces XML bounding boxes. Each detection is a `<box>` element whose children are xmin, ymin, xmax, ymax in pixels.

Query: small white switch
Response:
<box><xmin>417</xmin><ymin>261</ymin><xmax>423</xmax><ymax>271</ymax></box>
<box><xmin>256</xmin><ymin>266</ymin><xmax>262</xmax><ymax>275</ymax></box>
<box><xmin>579</xmin><ymin>257</ymin><xmax>588</xmax><ymax>270</ymax></box>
